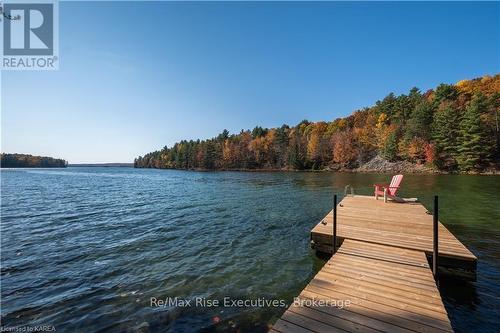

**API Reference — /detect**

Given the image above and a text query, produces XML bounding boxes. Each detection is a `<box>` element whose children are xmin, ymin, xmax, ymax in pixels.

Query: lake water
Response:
<box><xmin>1</xmin><ymin>167</ymin><xmax>499</xmax><ymax>333</ymax></box>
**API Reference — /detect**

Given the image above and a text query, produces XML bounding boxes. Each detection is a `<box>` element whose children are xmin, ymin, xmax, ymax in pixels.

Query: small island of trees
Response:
<box><xmin>1</xmin><ymin>153</ymin><xmax>68</xmax><ymax>168</ymax></box>
<box><xmin>135</xmin><ymin>74</ymin><xmax>499</xmax><ymax>173</ymax></box>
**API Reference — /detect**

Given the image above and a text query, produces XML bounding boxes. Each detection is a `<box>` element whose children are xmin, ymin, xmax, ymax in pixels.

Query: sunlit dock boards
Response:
<box><xmin>271</xmin><ymin>240</ymin><xmax>454</xmax><ymax>333</ymax></box>
<box><xmin>310</xmin><ymin>195</ymin><xmax>477</xmax><ymax>276</ymax></box>
<box><xmin>271</xmin><ymin>195</ymin><xmax>477</xmax><ymax>332</ymax></box>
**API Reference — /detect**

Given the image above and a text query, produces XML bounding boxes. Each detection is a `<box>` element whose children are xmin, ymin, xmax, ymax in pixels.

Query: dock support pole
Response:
<box><xmin>433</xmin><ymin>195</ymin><xmax>439</xmax><ymax>282</ymax></box>
<box><xmin>333</xmin><ymin>194</ymin><xmax>337</xmax><ymax>254</ymax></box>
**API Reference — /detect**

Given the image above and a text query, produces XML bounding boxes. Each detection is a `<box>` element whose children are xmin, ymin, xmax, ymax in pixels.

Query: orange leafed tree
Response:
<box><xmin>332</xmin><ymin>130</ymin><xmax>358</xmax><ymax>166</ymax></box>
<box><xmin>134</xmin><ymin>74</ymin><xmax>499</xmax><ymax>172</ymax></box>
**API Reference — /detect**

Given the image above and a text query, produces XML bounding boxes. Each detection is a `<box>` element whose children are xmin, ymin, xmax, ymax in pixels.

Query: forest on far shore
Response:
<box><xmin>1</xmin><ymin>153</ymin><xmax>67</xmax><ymax>168</ymax></box>
<box><xmin>135</xmin><ymin>74</ymin><xmax>500</xmax><ymax>173</ymax></box>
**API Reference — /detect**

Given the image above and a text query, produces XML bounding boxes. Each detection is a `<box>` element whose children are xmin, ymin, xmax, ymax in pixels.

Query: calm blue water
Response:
<box><xmin>1</xmin><ymin>167</ymin><xmax>499</xmax><ymax>332</ymax></box>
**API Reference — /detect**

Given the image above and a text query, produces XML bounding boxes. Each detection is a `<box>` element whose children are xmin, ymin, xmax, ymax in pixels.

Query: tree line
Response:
<box><xmin>135</xmin><ymin>75</ymin><xmax>499</xmax><ymax>172</ymax></box>
<box><xmin>1</xmin><ymin>153</ymin><xmax>68</xmax><ymax>168</ymax></box>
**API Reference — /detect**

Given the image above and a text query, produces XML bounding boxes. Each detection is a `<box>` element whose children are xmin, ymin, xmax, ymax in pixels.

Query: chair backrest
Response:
<box><xmin>389</xmin><ymin>174</ymin><xmax>404</xmax><ymax>196</ymax></box>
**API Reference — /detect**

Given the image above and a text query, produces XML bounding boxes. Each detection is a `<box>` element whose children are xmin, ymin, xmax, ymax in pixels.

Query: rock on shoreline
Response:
<box><xmin>354</xmin><ymin>156</ymin><xmax>436</xmax><ymax>174</ymax></box>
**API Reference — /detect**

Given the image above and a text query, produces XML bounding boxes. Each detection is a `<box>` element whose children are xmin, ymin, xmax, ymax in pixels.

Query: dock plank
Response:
<box><xmin>273</xmin><ymin>240</ymin><xmax>454</xmax><ymax>333</ymax></box>
<box><xmin>311</xmin><ymin>195</ymin><xmax>477</xmax><ymax>267</ymax></box>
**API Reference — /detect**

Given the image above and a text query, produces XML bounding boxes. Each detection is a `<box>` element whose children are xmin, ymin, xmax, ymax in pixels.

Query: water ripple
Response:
<box><xmin>1</xmin><ymin>168</ymin><xmax>499</xmax><ymax>333</ymax></box>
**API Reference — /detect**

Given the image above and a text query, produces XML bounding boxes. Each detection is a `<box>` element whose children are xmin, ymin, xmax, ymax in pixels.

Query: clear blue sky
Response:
<box><xmin>2</xmin><ymin>1</ymin><xmax>499</xmax><ymax>163</ymax></box>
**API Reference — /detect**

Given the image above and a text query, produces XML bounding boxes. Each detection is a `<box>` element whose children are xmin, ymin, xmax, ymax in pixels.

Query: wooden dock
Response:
<box><xmin>271</xmin><ymin>195</ymin><xmax>477</xmax><ymax>333</ymax></box>
<box><xmin>310</xmin><ymin>195</ymin><xmax>476</xmax><ymax>276</ymax></box>
<box><xmin>271</xmin><ymin>240</ymin><xmax>454</xmax><ymax>333</ymax></box>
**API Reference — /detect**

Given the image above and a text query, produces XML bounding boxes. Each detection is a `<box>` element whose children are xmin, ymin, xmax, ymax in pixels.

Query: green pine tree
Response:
<box><xmin>406</xmin><ymin>100</ymin><xmax>434</xmax><ymax>140</ymax></box>
<box><xmin>457</xmin><ymin>94</ymin><xmax>488</xmax><ymax>171</ymax></box>
<box><xmin>432</xmin><ymin>105</ymin><xmax>461</xmax><ymax>169</ymax></box>
<box><xmin>382</xmin><ymin>132</ymin><xmax>398</xmax><ymax>161</ymax></box>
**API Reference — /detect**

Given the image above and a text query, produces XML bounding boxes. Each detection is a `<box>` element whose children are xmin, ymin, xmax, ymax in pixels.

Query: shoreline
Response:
<box><xmin>135</xmin><ymin>154</ymin><xmax>500</xmax><ymax>175</ymax></box>
<box><xmin>4</xmin><ymin>165</ymin><xmax>496</xmax><ymax>175</ymax></box>
<box><xmin>133</xmin><ymin>166</ymin><xmax>500</xmax><ymax>175</ymax></box>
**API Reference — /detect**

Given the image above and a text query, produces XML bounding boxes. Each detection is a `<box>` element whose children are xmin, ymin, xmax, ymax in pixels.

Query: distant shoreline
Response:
<box><xmin>1</xmin><ymin>153</ymin><xmax>67</xmax><ymax>168</ymax></box>
<box><xmin>134</xmin><ymin>154</ymin><xmax>499</xmax><ymax>175</ymax></box>
<box><xmin>69</xmin><ymin>163</ymin><xmax>134</xmax><ymax>167</ymax></box>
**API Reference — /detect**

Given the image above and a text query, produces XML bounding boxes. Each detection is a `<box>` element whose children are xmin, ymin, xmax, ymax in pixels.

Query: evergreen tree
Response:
<box><xmin>251</xmin><ymin>126</ymin><xmax>267</xmax><ymax>138</ymax></box>
<box><xmin>287</xmin><ymin>130</ymin><xmax>305</xmax><ymax>169</ymax></box>
<box><xmin>432</xmin><ymin>105</ymin><xmax>461</xmax><ymax>169</ymax></box>
<box><xmin>433</xmin><ymin>84</ymin><xmax>458</xmax><ymax>105</ymax></box>
<box><xmin>457</xmin><ymin>94</ymin><xmax>489</xmax><ymax>171</ymax></box>
<box><xmin>375</xmin><ymin>93</ymin><xmax>397</xmax><ymax>121</ymax></box>
<box><xmin>217</xmin><ymin>129</ymin><xmax>230</xmax><ymax>141</ymax></box>
<box><xmin>382</xmin><ymin>132</ymin><xmax>398</xmax><ymax>161</ymax></box>
<box><xmin>489</xmin><ymin>93</ymin><xmax>500</xmax><ymax>160</ymax></box>
<box><xmin>406</xmin><ymin>100</ymin><xmax>434</xmax><ymax>140</ymax></box>
<box><xmin>203</xmin><ymin>141</ymin><xmax>217</xmax><ymax>169</ymax></box>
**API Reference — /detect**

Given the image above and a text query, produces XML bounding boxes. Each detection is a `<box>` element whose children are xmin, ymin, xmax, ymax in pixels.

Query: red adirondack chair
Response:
<box><xmin>374</xmin><ymin>174</ymin><xmax>404</xmax><ymax>202</ymax></box>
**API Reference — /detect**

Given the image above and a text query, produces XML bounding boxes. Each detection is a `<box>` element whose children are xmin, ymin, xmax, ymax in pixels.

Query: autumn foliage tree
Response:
<box><xmin>332</xmin><ymin>130</ymin><xmax>358</xmax><ymax>166</ymax></box>
<box><xmin>135</xmin><ymin>74</ymin><xmax>500</xmax><ymax>173</ymax></box>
